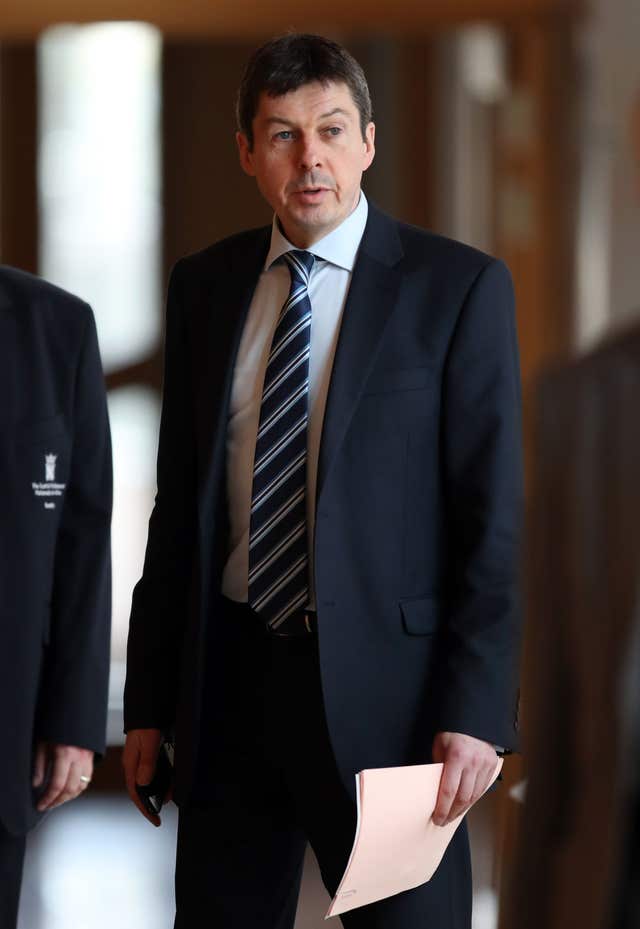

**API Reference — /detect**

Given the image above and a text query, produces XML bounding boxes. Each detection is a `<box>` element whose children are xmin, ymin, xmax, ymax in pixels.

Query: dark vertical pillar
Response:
<box><xmin>349</xmin><ymin>37</ymin><xmax>437</xmax><ymax>229</ymax></box>
<box><xmin>162</xmin><ymin>40</ymin><xmax>270</xmax><ymax>280</ymax></box>
<box><xmin>0</xmin><ymin>43</ymin><xmax>38</xmax><ymax>273</ymax></box>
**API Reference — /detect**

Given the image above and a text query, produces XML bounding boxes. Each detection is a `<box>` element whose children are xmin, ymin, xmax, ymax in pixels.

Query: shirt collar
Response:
<box><xmin>264</xmin><ymin>191</ymin><xmax>369</xmax><ymax>273</ymax></box>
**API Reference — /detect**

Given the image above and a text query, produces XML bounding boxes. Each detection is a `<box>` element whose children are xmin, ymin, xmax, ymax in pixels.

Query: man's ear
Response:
<box><xmin>236</xmin><ymin>132</ymin><xmax>256</xmax><ymax>176</ymax></box>
<box><xmin>362</xmin><ymin>122</ymin><xmax>376</xmax><ymax>172</ymax></box>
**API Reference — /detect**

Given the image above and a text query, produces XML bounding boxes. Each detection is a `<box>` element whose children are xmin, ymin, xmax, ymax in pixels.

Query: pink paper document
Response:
<box><xmin>326</xmin><ymin>758</ymin><xmax>503</xmax><ymax>918</ymax></box>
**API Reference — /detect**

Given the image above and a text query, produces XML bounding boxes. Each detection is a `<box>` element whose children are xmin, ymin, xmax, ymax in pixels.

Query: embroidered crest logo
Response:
<box><xmin>32</xmin><ymin>452</ymin><xmax>66</xmax><ymax>509</ymax></box>
<box><xmin>45</xmin><ymin>453</ymin><xmax>57</xmax><ymax>482</ymax></box>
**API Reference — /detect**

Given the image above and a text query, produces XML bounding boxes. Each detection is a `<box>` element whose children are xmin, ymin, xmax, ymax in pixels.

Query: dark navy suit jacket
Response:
<box><xmin>124</xmin><ymin>204</ymin><xmax>523</xmax><ymax>804</ymax></box>
<box><xmin>0</xmin><ymin>267</ymin><xmax>112</xmax><ymax>835</ymax></box>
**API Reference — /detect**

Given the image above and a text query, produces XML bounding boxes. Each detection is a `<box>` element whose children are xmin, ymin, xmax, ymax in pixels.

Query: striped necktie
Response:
<box><xmin>248</xmin><ymin>250</ymin><xmax>315</xmax><ymax>631</ymax></box>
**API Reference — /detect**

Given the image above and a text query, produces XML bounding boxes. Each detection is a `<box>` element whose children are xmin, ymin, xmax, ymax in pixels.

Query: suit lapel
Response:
<box><xmin>190</xmin><ymin>229</ymin><xmax>270</xmax><ymax>516</ymax></box>
<box><xmin>187</xmin><ymin>207</ymin><xmax>404</xmax><ymax>520</ymax></box>
<box><xmin>317</xmin><ymin>206</ymin><xmax>404</xmax><ymax>501</ymax></box>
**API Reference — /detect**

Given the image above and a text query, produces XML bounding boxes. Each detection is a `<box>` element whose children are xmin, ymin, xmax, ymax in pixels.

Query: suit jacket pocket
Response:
<box><xmin>362</xmin><ymin>366</ymin><xmax>433</xmax><ymax>396</ymax></box>
<box><xmin>399</xmin><ymin>596</ymin><xmax>441</xmax><ymax>635</ymax></box>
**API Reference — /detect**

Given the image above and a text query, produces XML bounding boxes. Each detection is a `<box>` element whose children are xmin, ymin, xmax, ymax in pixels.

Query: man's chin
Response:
<box><xmin>289</xmin><ymin>206</ymin><xmax>341</xmax><ymax>233</ymax></box>
<box><xmin>279</xmin><ymin>214</ymin><xmax>321</xmax><ymax>243</ymax></box>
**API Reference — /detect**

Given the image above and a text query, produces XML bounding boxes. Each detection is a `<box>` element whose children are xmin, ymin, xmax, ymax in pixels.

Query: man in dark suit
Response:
<box><xmin>0</xmin><ymin>267</ymin><xmax>112</xmax><ymax>929</ymax></box>
<box><xmin>123</xmin><ymin>34</ymin><xmax>523</xmax><ymax>929</ymax></box>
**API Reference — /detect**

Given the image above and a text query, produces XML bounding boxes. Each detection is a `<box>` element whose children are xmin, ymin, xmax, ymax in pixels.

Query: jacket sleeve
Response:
<box><xmin>37</xmin><ymin>305</ymin><xmax>113</xmax><ymax>754</ymax></box>
<box><xmin>437</xmin><ymin>258</ymin><xmax>524</xmax><ymax>750</ymax></box>
<box><xmin>123</xmin><ymin>261</ymin><xmax>198</xmax><ymax>732</ymax></box>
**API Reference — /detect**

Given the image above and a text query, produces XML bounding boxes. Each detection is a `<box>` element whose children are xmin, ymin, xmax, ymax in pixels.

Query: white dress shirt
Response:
<box><xmin>222</xmin><ymin>191</ymin><xmax>369</xmax><ymax>607</ymax></box>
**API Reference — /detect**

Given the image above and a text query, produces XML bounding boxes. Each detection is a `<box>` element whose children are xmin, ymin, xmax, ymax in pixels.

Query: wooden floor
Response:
<box><xmin>17</xmin><ymin>792</ymin><xmax>499</xmax><ymax>929</ymax></box>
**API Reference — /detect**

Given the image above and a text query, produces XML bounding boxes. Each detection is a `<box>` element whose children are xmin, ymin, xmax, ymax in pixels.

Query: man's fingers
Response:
<box><xmin>433</xmin><ymin>761</ymin><xmax>462</xmax><ymax>826</ymax></box>
<box><xmin>473</xmin><ymin>765</ymin><xmax>495</xmax><ymax>804</ymax></box>
<box><xmin>431</xmin><ymin>732</ymin><xmax>502</xmax><ymax>826</ymax></box>
<box><xmin>122</xmin><ymin>731</ymin><xmax>162</xmax><ymax>826</ymax></box>
<box><xmin>124</xmin><ymin>758</ymin><xmax>161</xmax><ymax>826</ymax></box>
<box><xmin>136</xmin><ymin>757</ymin><xmax>157</xmax><ymax>787</ymax></box>
<box><xmin>123</xmin><ymin>742</ymin><xmax>142</xmax><ymax>800</ymax></box>
<box><xmin>134</xmin><ymin>735</ymin><xmax>161</xmax><ymax>787</ymax></box>
<box><xmin>33</xmin><ymin>745</ymin><xmax>94</xmax><ymax>811</ymax></box>
<box><xmin>444</xmin><ymin>767</ymin><xmax>478</xmax><ymax>823</ymax></box>
<box><xmin>435</xmin><ymin>758</ymin><xmax>499</xmax><ymax>826</ymax></box>
<box><xmin>37</xmin><ymin>755</ymin><xmax>72</xmax><ymax>811</ymax></box>
<box><xmin>32</xmin><ymin>743</ymin><xmax>47</xmax><ymax>787</ymax></box>
<box><xmin>49</xmin><ymin>764</ymin><xmax>83</xmax><ymax>808</ymax></box>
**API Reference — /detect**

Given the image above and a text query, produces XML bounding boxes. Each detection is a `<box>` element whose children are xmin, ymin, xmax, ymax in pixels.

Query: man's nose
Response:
<box><xmin>298</xmin><ymin>136</ymin><xmax>321</xmax><ymax>171</ymax></box>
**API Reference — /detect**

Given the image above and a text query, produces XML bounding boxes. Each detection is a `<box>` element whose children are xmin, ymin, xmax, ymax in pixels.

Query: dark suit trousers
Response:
<box><xmin>0</xmin><ymin>825</ymin><xmax>25</xmax><ymax>929</ymax></box>
<box><xmin>174</xmin><ymin>603</ymin><xmax>471</xmax><ymax>929</ymax></box>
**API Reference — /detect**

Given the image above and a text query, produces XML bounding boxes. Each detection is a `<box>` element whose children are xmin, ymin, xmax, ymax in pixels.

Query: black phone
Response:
<box><xmin>135</xmin><ymin>741</ymin><xmax>174</xmax><ymax>816</ymax></box>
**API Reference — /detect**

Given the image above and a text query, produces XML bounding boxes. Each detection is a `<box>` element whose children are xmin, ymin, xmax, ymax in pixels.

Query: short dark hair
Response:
<box><xmin>236</xmin><ymin>33</ymin><xmax>373</xmax><ymax>150</ymax></box>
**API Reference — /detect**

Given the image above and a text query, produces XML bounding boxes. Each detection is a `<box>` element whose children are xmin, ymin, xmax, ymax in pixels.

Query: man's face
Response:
<box><xmin>237</xmin><ymin>81</ymin><xmax>375</xmax><ymax>248</ymax></box>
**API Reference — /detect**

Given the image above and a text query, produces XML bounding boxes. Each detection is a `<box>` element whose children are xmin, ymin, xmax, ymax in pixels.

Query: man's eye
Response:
<box><xmin>275</xmin><ymin>130</ymin><xmax>293</xmax><ymax>141</ymax></box>
<box><xmin>324</xmin><ymin>127</ymin><xmax>342</xmax><ymax>137</ymax></box>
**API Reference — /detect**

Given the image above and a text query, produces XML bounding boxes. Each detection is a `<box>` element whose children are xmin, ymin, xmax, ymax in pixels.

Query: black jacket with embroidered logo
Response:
<box><xmin>0</xmin><ymin>266</ymin><xmax>112</xmax><ymax>836</ymax></box>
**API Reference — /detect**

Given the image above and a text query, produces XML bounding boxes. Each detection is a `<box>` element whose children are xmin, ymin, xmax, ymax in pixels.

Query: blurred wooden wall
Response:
<box><xmin>492</xmin><ymin>14</ymin><xmax>580</xmax><ymax>911</ymax></box>
<box><xmin>1</xmin><ymin>0</ymin><xmax>581</xmax><ymax>39</ymax></box>
<box><xmin>0</xmin><ymin>45</ymin><xmax>37</xmax><ymax>272</ymax></box>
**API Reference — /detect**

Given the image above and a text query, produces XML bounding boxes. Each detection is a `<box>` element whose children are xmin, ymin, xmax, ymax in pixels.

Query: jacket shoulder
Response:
<box><xmin>365</xmin><ymin>204</ymin><xmax>504</xmax><ymax>285</ymax></box>
<box><xmin>0</xmin><ymin>265</ymin><xmax>91</xmax><ymax>314</ymax></box>
<box><xmin>396</xmin><ymin>220</ymin><xmax>498</xmax><ymax>277</ymax></box>
<box><xmin>172</xmin><ymin>226</ymin><xmax>271</xmax><ymax>279</ymax></box>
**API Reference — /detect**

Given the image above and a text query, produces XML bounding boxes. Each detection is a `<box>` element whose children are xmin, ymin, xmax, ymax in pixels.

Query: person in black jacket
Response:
<box><xmin>0</xmin><ymin>266</ymin><xmax>112</xmax><ymax>929</ymax></box>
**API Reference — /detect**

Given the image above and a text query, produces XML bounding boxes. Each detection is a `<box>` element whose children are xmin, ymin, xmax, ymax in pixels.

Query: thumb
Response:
<box><xmin>32</xmin><ymin>743</ymin><xmax>47</xmax><ymax>787</ymax></box>
<box><xmin>136</xmin><ymin>740</ymin><xmax>160</xmax><ymax>786</ymax></box>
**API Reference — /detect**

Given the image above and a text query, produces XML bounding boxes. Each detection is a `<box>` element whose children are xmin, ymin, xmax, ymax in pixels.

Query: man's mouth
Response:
<box><xmin>293</xmin><ymin>187</ymin><xmax>330</xmax><ymax>199</ymax></box>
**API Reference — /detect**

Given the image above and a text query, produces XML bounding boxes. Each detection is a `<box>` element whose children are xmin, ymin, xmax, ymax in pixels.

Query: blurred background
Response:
<box><xmin>1</xmin><ymin>0</ymin><xmax>639</xmax><ymax>926</ymax></box>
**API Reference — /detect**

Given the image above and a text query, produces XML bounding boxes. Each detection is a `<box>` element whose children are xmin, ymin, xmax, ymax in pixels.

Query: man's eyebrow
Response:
<box><xmin>264</xmin><ymin>116</ymin><xmax>295</xmax><ymax>127</ymax></box>
<box><xmin>319</xmin><ymin>108</ymin><xmax>351</xmax><ymax>120</ymax></box>
<box><xmin>262</xmin><ymin>108</ymin><xmax>352</xmax><ymax>127</ymax></box>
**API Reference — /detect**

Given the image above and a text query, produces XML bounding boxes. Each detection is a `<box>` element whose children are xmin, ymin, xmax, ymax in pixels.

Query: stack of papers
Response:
<box><xmin>326</xmin><ymin>758</ymin><xmax>503</xmax><ymax>918</ymax></box>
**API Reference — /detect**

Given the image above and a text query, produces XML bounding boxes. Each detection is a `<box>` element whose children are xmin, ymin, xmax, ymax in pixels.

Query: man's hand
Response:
<box><xmin>431</xmin><ymin>731</ymin><xmax>499</xmax><ymax>826</ymax></box>
<box><xmin>33</xmin><ymin>742</ymin><xmax>94</xmax><ymax>811</ymax></box>
<box><xmin>122</xmin><ymin>728</ymin><xmax>163</xmax><ymax>826</ymax></box>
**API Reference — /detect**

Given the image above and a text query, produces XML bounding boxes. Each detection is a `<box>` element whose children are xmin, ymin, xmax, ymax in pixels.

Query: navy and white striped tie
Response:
<box><xmin>248</xmin><ymin>250</ymin><xmax>315</xmax><ymax>631</ymax></box>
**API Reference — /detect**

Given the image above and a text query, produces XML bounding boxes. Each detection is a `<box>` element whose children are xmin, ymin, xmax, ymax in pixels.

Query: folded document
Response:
<box><xmin>326</xmin><ymin>758</ymin><xmax>503</xmax><ymax>918</ymax></box>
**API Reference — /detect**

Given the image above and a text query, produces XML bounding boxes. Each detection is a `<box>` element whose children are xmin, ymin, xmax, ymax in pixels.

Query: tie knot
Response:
<box><xmin>284</xmin><ymin>250</ymin><xmax>315</xmax><ymax>286</ymax></box>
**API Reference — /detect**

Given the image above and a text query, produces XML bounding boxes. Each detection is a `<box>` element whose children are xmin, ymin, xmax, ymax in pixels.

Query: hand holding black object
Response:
<box><xmin>123</xmin><ymin>728</ymin><xmax>171</xmax><ymax>826</ymax></box>
<box><xmin>135</xmin><ymin>742</ymin><xmax>174</xmax><ymax>816</ymax></box>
